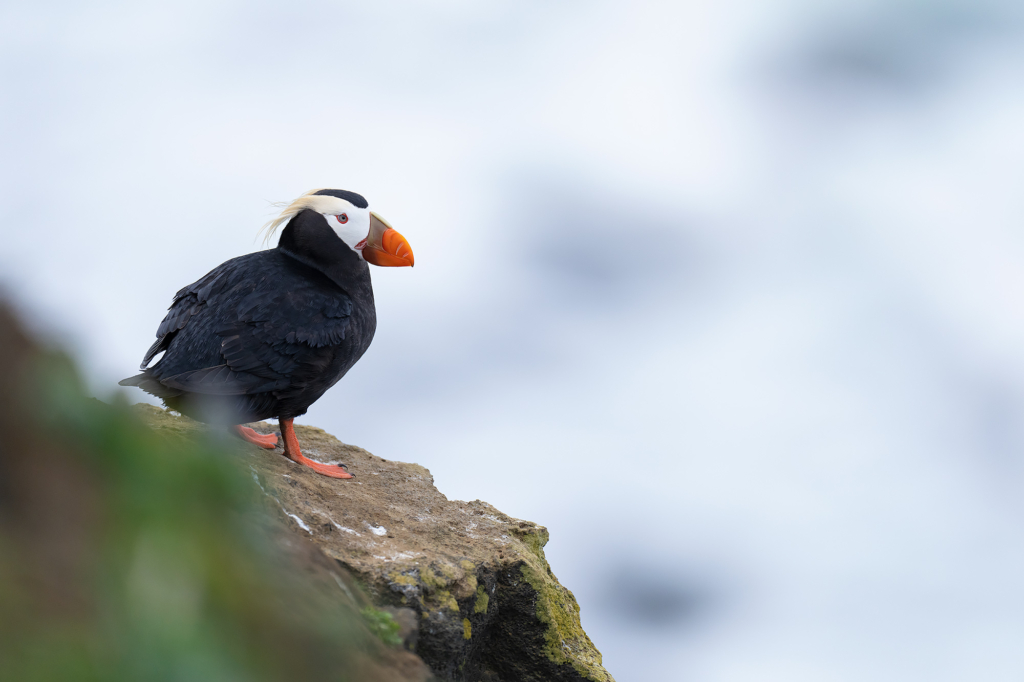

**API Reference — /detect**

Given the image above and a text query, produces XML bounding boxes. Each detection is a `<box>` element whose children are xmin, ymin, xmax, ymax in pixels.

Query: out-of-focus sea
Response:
<box><xmin>3</xmin><ymin>1</ymin><xmax>1024</xmax><ymax>679</ymax></box>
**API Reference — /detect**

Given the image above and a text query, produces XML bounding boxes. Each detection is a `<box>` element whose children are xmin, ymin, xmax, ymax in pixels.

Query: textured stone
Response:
<box><xmin>135</xmin><ymin>406</ymin><xmax>614</xmax><ymax>682</ymax></box>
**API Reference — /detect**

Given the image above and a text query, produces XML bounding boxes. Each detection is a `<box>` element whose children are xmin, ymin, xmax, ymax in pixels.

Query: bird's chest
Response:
<box><xmin>318</xmin><ymin>299</ymin><xmax>376</xmax><ymax>382</ymax></box>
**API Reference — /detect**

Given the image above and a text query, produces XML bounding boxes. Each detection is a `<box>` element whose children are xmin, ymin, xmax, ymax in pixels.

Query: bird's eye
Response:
<box><xmin>337</xmin><ymin>213</ymin><xmax>349</xmax><ymax>224</ymax></box>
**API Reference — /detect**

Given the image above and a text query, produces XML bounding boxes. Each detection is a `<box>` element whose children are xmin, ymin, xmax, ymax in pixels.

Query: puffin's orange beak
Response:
<box><xmin>363</xmin><ymin>229</ymin><xmax>414</xmax><ymax>267</ymax></box>
<box><xmin>362</xmin><ymin>212</ymin><xmax>414</xmax><ymax>267</ymax></box>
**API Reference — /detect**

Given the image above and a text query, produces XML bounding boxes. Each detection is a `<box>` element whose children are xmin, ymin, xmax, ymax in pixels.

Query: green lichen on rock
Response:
<box><xmin>462</xmin><ymin>618</ymin><xmax>472</xmax><ymax>640</ymax></box>
<box><xmin>436</xmin><ymin>562</ymin><xmax>459</xmax><ymax>582</ymax></box>
<box><xmin>420</xmin><ymin>566</ymin><xmax>442</xmax><ymax>590</ymax></box>
<box><xmin>511</xmin><ymin>524</ymin><xmax>550</xmax><ymax>560</ymax></box>
<box><xmin>456</xmin><ymin>560</ymin><xmax>478</xmax><ymax>597</ymax></box>
<box><xmin>511</xmin><ymin>525</ymin><xmax>613</xmax><ymax>682</ymax></box>
<box><xmin>459</xmin><ymin>573</ymin><xmax>477</xmax><ymax>596</ymax></box>
<box><xmin>473</xmin><ymin>584</ymin><xmax>489</xmax><ymax>614</ymax></box>
<box><xmin>419</xmin><ymin>565</ymin><xmax>460</xmax><ymax>612</ymax></box>
<box><xmin>388</xmin><ymin>572</ymin><xmax>418</xmax><ymax>587</ymax></box>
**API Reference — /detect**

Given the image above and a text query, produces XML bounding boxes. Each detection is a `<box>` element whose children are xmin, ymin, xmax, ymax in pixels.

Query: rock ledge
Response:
<box><xmin>136</xmin><ymin>406</ymin><xmax>614</xmax><ymax>682</ymax></box>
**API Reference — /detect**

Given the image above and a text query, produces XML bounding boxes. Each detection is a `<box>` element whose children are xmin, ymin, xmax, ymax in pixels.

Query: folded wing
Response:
<box><xmin>126</xmin><ymin>253</ymin><xmax>352</xmax><ymax>399</ymax></box>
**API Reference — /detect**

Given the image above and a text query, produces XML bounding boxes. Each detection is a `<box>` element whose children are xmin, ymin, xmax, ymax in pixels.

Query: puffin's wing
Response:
<box><xmin>141</xmin><ymin>255</ymin><xmax>255</xmax><ymax>371</ymax></box>
<box><xmin>208</xmin><ymin>283</ymin><xmax>354</xmax><ymax>394</ymax></box>
<box><xmin>141</xmin><ymin>256</ymin><xmax>353</xmax><ymax>397</ymax></box>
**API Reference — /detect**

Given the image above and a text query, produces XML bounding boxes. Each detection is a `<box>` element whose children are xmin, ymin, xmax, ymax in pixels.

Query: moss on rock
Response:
<box><xmin>510</xmin><ymin>529</ymin><xmax>613</xmax><ymax>682</ymax></box>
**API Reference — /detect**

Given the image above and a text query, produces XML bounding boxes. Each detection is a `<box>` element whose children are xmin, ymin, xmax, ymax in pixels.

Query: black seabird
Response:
<box><xmin>120</xmin><ymin>188</ymin><xmax>414</xmax><ymax>478</ymax></box>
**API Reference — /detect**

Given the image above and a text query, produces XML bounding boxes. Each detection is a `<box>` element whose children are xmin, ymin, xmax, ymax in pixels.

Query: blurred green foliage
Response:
<box><xmin>361</xmin><ymin>608</ymin><xmax>403</xmax><ymax>648</ymax></box>
<box><xmin>0</xmin><ymin>308</ymin><xmax>411</xmax><ymax>682</ymax></box>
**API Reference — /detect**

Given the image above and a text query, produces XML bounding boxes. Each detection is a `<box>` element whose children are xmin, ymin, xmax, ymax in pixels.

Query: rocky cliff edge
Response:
<box><xmin>135</xmin><ymin>406</ymin><xmax>614</xmax><ymax>682</ymax></box>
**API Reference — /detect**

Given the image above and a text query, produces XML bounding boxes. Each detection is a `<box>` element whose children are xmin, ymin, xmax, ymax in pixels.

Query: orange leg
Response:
<box><xmin>280</xmin><ymin>418</ymin><xmax>353</xmax><ymax>479</ymax></box>
<box><xmin>233</xmin><ymin>425</ymin><xmax>278</xmax><ymax>449</ymax></box>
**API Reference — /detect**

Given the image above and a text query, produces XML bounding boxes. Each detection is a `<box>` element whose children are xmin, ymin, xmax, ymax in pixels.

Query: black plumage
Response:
<box><xmin>311</xmin><ymin>188</ymin><xmax>369</xmax><ymax>207</ymax></box>
<box><xmin>121</xmin><ymin>207</ymin><xmax>376</xmax><ymax>425</ymax></box>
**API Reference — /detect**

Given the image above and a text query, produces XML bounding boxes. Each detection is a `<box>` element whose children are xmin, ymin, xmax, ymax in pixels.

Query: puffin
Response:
<box><xmin>120</xmin><ymin>188</ymin><xmax>413</xmax><ymax>479</ymax></box>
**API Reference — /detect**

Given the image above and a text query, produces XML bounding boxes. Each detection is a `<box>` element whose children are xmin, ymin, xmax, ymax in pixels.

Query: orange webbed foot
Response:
<box><xmin>233</xmin><ymin>425</ymin><xmax>278</xmax><ymax>449</ymax></box>
<box><xmin>279</xmin><ymin>418</ymin><xmax>353</xmax><ymax>479</ymax></box>
<box><xmin>287</xmin><ymin>453</ymin><xmax>354</xmax><ymax>479</ymax></box>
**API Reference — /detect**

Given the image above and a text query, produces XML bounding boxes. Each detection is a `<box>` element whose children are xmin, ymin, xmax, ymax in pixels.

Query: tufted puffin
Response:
<box><xmin>120</xmin><ymin>189</ymin><xmax>413</xmax><ymax>479</ymax></box>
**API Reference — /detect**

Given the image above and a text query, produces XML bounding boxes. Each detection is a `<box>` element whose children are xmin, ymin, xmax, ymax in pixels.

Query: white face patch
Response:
<box><xmin>303</xmin><ymin>195</ymin><xmax>371</xmax><ymax>258</ymax></box>
<box><xmin>327</xmin><ymin>207</ymin><xmax>371</xmax><ymax>256</ymax></box>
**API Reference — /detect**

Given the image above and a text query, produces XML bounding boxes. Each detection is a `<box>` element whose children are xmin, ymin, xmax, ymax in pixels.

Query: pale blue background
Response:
<box><xmin>3</xmin><ymin>1</ymin><xmax>1024</xmax><ymax>679</ymax></box>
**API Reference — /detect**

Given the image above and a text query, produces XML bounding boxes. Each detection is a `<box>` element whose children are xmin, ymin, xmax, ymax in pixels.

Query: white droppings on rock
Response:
<box><xmin>251</xmin><ymin>466</ymin><xmax>312</xmax><ymax>535</ymax></box>
<box><xmin>310</xmin><ymin>508</ymin><xmax>362</xmax><ymax>536</ymax></box>
<box><xmin>286</xmin><ymin>512</ymin><xmax>312</xmax><ymax>534</ymax></box>
<box><xmin>303</xmin><ymin>449</ymin><xmax>346</xmax><ymax>468</ymax></box>
<box><xmin>368</xmin><ymin>524</ymin><xmax>387</xmax><ymax>536</ymax></box>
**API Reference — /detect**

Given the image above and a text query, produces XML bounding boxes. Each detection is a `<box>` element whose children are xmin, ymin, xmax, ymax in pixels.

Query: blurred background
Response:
<box><xmin>3</xmin><ymin>0</ymin><xmax>1024</xmax><ymax>679</ymax></box>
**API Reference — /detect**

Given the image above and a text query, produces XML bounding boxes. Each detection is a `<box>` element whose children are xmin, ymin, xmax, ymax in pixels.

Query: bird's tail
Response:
<box><xmin>118</xmin><ymin>372</ymin><xmax>183</xmax><ymax>399</ymax></box>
